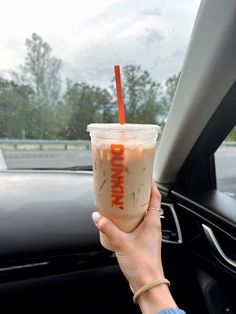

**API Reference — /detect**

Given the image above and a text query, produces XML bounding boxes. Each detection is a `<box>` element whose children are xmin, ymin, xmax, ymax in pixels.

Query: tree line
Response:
<box><xmin>0</xmin><ymin>33</ymin><xmax>181</xmax><ymax>140</ymax></box>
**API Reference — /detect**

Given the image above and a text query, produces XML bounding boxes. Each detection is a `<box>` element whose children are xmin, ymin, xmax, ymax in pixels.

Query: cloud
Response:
<box><xmin>86</xmin><ymin>1</ymin><xmax>126</xmax><ymax>25</ymax></box>
<box><xmin>142</xmin><ymin>28</ymin><xmax>165</xmax><ymax>45</ymax></box>
<box><xmin>142</xmin><ymin>7</ymin><xmax>162</xmax><ymax>16</ymax></box>
<box><xmin>6</xmin><ymin>38</ymin><xmax>25</xmax><ymax>51</ymax></box>
<box><xmin>0</xmin><ymin>0</ymin><xmax>201</xmax><ymax>88</ymax></box>
<box><xmin>171</xmin><ymin>50</ymin><xmax>185</xmax><ymax>58</ymax></box>
<box><xmin>0</xmin><ymin>69</ymin><xmax>13</xmax><ymax>80</ymax></box>
<box><xmin>65</xmin><ymin>29</ymin><xmax>168</xmax><ymax>88</ymax></box>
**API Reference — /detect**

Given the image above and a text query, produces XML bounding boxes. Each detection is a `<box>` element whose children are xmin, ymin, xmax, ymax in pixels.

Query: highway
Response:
<box><xmin>1</xmin><ymin>146</ymin><xmax>236</xmax><ymax>199</ymax></box>
<box><xmin>2</xmin><ymin>150</ymin><xmax>92</xmax><ymax>169</ymax></box>
<box><xmin>215</xmin><ymin>146</ymin><xmax>236</xmax><ymax>198</ymax></box>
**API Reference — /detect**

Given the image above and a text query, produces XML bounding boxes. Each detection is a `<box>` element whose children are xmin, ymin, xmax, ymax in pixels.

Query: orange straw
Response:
<box><xmin>114</xmin><ymin>65</ymin><xmax>125</xmax><ymax>124</ymax></box>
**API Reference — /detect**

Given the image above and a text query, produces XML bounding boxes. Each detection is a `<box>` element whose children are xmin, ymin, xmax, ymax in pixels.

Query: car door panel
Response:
<box><xmin>164</xmin><ymin>188</ymin><xmax>236</xmax><ymax>314</ymax></box>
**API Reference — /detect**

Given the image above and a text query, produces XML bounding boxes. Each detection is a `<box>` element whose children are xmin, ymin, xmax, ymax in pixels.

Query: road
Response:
<box><xmin>2</xmin><ymin>150</ymin><xmax>92</xmax><ymax>169</ymax></box>
<box><xmin>2</xmin><ymin>146</ymin><xmax>236</xmax><ymax>198</ymax></box>
<box><xmin>215</xmin><ymin>146</ymin><xmax>236</xmax><ymax>198</ymax></box>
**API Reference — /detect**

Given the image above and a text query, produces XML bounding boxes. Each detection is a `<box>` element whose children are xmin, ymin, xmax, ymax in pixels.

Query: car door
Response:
<box><xmin>155</xmin><ymin>0</ymin><xmax>236</xmax><ymax>313</ymax></box>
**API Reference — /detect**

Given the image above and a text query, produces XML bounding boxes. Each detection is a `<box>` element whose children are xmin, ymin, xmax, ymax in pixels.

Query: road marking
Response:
<box><xmin>0</xmin><ymin>150</ymin><xmax>7</xmax><ymax>170</ymax></box>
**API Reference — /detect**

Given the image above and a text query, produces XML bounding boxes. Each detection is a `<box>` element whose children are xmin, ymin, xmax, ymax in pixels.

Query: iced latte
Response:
<box><xmin>87</xmin><ymin>123</ymin><xmax>160</xmax><ymax>250</ymax></box>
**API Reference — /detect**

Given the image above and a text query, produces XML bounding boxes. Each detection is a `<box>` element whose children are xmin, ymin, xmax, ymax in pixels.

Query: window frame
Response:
<box><xmin>176</xmin><ymin>81</ymin><xmax>236</xmax><ymax>192</ymax></box>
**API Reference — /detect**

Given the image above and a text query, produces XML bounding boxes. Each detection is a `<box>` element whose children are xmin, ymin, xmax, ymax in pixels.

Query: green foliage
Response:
<box><xmin>0</xmin><ymin>77</ymin><xmax>37</xmax><ymax>138</ymax></box>
<box><xmin>17</xmin><ymin>33</ymin><xmax>63</xmax><ymax>138</ymax></box>
<box><xmin>157</xmin><ymin>72</ymin><xmax>180</xmax><ymax>126</ymax></box>
<box><xmin>20</xmin><ymin>33</ymin><xmax>62</xmax><ymax>106</ymax></box>
<box><xmin>111</xmin><ymin>65</ymin><xmax>162</xmax><ymax>124</ymax></box>
<box><xmin>0</xmin><ymin>33</ymin><xmax>181</xmax><ymax>140</ymax></box>
<box><xmin>226</xmin><ymin>126</ymin><xmax>236</xmax><ymax>141</ymax></box>
<box><xmin>165</xmin><ymin>72</ymin><xmax>181</xmax><ymax>103</ymax></box>
<box><xmin>63</xmin><ymin>82</ymin><xmax>112</xmax><ymax>139</ymax></box>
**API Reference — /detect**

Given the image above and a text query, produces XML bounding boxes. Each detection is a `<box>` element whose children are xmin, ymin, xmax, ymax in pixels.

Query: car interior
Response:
<box><xmin>0</xmin><ymin>0</ymin><xmax>235</xmax><ymax>313</ymax></box>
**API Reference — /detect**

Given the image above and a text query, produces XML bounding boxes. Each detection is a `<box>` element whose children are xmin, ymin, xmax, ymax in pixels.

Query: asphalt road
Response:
<box><xmin>215</xmin><ymin>146</ymin><xmax>236</xmax><ymax>198</ymax></box>
<box><xmin>2</xmin><ymin>150</ymin><xmax>92</xmax><ymax>169</ymax></box>
<box><xmin>2</xmin><ymin>146</ymin><xmax>236</xmax><ymax>199</ymax></box>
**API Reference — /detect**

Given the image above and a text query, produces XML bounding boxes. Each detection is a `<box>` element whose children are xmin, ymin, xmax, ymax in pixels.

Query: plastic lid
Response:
<box><xmin>87</xmin><ymin>123</ymin><xmax>160</xmax><ymax>140</ymax></box>
<box><xmin>87</xmin><ymin>123</ymin><xmax>160</xmax><ymax>132</ymax></box>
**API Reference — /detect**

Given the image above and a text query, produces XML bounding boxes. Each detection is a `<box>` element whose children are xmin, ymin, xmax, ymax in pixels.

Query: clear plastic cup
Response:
<box><xmin>87</xmin><ymin>123</ymin><xmax>160</xmax><ymax>251</ymax></box>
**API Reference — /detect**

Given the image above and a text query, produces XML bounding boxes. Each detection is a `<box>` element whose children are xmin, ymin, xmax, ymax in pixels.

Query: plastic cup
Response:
<box><xmin>87</xmin><ymin>123</ymin><xmax>160</xmax><ymax>251</ymax></box>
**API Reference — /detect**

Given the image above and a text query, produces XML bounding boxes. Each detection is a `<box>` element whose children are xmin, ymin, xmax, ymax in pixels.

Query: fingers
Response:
<box><xmin>149</xmin><ymin>181</ymin><xmax>161</xmax><ymax>209</ymax></box>
<box><xmin>141</xmin><ymin>182</ymin><xmax>162</xmax><ymax>230</ymax></box>
<box><xmin>92</xmin><ymin>212</ymin><xmax>124</xmax><ymax>248</ymax></box>
<box><xmin>92</xmin><ymin>183</ymin><xmax>162</xmax><ymax>245</ymax></box>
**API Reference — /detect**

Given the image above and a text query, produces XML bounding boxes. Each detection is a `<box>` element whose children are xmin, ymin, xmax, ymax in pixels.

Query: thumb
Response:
<box><xmin>92</xmin><ymin>212</ymin><xmax>125</xmax><ymax>249</ymax></box>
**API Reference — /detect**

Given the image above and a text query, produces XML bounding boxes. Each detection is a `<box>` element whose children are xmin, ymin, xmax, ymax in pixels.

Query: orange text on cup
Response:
<box><xmin>110</xmin><ymin>144</ymin><xmax>124</xmax><ymax>210</ymax></box>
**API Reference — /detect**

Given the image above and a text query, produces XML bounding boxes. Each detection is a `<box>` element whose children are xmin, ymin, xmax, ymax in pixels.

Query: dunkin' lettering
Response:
<box><xmin>110</xmin><ymin>144</ymin><xmax>124</xmax><ymax>209</ymax></box>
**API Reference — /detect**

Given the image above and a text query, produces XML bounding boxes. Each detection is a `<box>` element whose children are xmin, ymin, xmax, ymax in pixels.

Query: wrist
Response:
<box><xmin>137</xmin><ymin>282</ymin><xmax>177</xmax><ymax>314</ymax></box>
<box><xmin>131</xmin><ymin>267</ymin><xmax>164</xmax><ymax>293</ymax></box>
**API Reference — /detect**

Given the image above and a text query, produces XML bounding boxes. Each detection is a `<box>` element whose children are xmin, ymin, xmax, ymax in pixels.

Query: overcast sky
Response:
<box><xmin>0</xmin><ymin>0</ymin><xmax>201</xmax><ymax>87</ymax></box>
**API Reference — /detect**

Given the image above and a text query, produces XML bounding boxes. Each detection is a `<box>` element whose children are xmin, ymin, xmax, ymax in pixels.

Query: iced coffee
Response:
<box><xmin>87</xmin><ymin>123</ymin><xmax>160</xmax><ymax>250</ymax></box>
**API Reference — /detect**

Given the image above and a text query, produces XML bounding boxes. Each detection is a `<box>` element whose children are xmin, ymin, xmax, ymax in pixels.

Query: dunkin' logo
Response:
<box><xmin>110</xmin><ymin>144</ymin><xmax>124</xmax><ymax>210</ymax></box>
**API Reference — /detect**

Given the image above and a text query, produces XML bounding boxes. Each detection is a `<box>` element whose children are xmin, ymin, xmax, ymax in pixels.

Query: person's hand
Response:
<box><xmin>92</xmin><ymin>182</ymin><xmax>163</xmax><ymax>291</ymax></box>
<box><xmin>92</xmin><ymin>182</ymin><xmax>177</xmax><ymax>314</ymax></box>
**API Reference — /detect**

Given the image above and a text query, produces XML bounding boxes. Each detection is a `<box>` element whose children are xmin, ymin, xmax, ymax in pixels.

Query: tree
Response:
<box><xmin>17</xmin><ymin>33</ymin><xmax>62</xmax><ymax>138</ymax></box>
<box><xmin>111</xmin><ymin>65</ymin><xmax>162</xmax><ymax>124</ymax></box>
<box><xmin>155</xmin><ymin>72</ymin><xmax>181</xmax><ymax>125</ymax></box>
<box><xmin>226</xmin><ymin>126</ymin><xmax>236</xmax><ymax>141</ymax></box>
<box><xmin>165</xmin><ymin>72</ymin><xmax>181</xmax><ymax>106</ymax></box>
<box><xmin>0</xmin><ymin>77</ymin><xmax>37</xmax><ymax>138</ymax></box>
<box><xmin>64</xmin><ymin>82</ymin><xmax>112</xmax><ymax>139</ymax></box>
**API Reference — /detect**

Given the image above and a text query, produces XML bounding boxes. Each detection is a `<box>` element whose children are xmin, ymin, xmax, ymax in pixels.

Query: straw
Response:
<box><xmin>114</xmin><ymin>65</ymin><xmax>125</xmax><ymax>124</ymax></box>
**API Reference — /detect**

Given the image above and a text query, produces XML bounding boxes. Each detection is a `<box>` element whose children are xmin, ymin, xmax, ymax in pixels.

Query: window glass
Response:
<box><xmin>0</xmin><ymin>0</ymin><xmax>201</xmax><ymax>170</ymax></box>
<box><xmin>215</xmin><ymin>126</ymin><xmax>236</xmax><ymax>199</ymax></box>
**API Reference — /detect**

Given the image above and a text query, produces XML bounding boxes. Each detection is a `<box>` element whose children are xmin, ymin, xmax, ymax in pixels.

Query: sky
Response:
<box><xmin>0</xmin><ymin>0</ymin><xmax>201</xmax><ymax>87</ymax></box>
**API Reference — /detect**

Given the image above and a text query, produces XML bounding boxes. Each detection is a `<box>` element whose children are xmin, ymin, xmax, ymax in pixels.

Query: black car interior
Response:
<box><xmin>1</xmin><ymin>1</ymin><xmax>236</xmax><ymax>312</ymax></box>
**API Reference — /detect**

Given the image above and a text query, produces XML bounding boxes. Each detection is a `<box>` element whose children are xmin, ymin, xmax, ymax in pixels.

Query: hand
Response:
<box><xmin>92</xmin><ymin>182</ymin><xmax>163</xmax><ymax>291</ymax></box>
<box><xmin>92</xmin><ymin>182</ymin><xmax>177</xmax><ymax>313</ymax></box>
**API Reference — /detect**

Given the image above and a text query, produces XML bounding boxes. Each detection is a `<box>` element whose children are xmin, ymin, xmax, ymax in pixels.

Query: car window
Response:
<box><xmin>215</xmin><ymin>126</ymin><xmax>236</xmax><ymax>200</ymax></box>
<box><xmin>0</xmin><ymin>0</ymin><xmax>200</xmax><ymax>170</ymax></box>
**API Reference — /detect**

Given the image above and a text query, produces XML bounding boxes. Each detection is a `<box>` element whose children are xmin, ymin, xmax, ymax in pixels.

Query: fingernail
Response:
<box><xmin>92</xmin><ymin>211</ymin><xmax>102</xmax><ymax>224</ymax></box>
